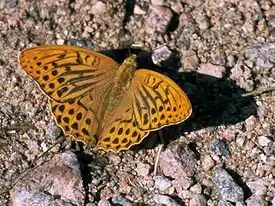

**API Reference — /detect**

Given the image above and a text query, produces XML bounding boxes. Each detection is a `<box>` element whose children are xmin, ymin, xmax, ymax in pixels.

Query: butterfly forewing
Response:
<box><xmin>19</xmin><ymin>45</ymin><xmax>119</xmax><ymax>147</ymax></box>
<box><xmin>19</xmin><ymin>45</ymin><xmax>118</xmax><ymax>102</ymax></box>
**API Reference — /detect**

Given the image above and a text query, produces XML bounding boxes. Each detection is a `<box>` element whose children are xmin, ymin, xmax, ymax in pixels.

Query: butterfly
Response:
<box><xmin>19</xmin><ymin>45</ymin><xmax>192</xmax><ymax>152</ymax></box>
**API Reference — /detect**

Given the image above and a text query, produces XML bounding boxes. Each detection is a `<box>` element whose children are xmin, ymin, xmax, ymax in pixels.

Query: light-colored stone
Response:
<box><xmin>212</xmin><ymin>168</ymin><xmax>244</xmax><ymax>203</ymax></box>
<box><xmin>10</xmin><ymin>153</ymin><xmax>85</xmax><ymax>206</ymax></box>
<box><xmin>198</xmin><ymin>63</ymin><xmax>226</xmax><ymax>78</ymax></box>
<box><xmin>152</xmin><ymin>45</ymin><xmax>172</xmax><ymax>66</ymax></box>
<box><xmin>181</xmin><ymin>50</ymin><xmax>199</xmax><ymax>70</ymax></box>
<box><xmin>246</xmin><ymin>195</ymin><xmax>267</xmax><ymax>206</ymax></box>
<box><xmin>134</xmin><ymin>5</ymin><xmax>146</xmax><ymax>15</ymax></box>
<box><xmin>244</xmin><ymin>43</ymin><xmax>275</xmax><ymax>69</ymax></box>
<box><xmin>190</xmin><ymin>183</ymin><xmax>202</xmax><ymax>194</ymax></box>
<box><xmin>154</xmin><ymin>176</ymin><xmax>172</xmax><ymax>191</ymax></box>
<box><xmin>91</xmin><ymin>1</ymin><xmax>107</xmax><ymax>15</ymax></box>
<box><xmin>189</xmin><ymin>194</ymin><xmax>207</xmax><ymax>206</ymax></box>
<box><xmin>108</xmin><ymin>154</ymin><xmax>121</xmax><ymax>165</ymax></box>
<box><xmin>201</xmin><ymin>155</ymin><xmax>215</xmax><ymax>171</ymax></box>
<box><xmin>153</xmin><ymin>194</ymin><xmax>180</xmax><ymax>206</ymax></box>
<box><xmin>247</xmin><ymin>179</ymin><xmax>269</xmax><ymax>196</ymax></box>
<box><xmin>136</xmin><ymin>162</ymin><xmax>151</xmax><ymax>176</ymax></box>
<box><xmin>258</xmin><ymin>136</ymin><xmax>272</xmax><ymax>147</ymax></box>
<box><xmin>98</xmin><ymin>198</ymin><xmax>111</xmax><ymax>206</ymax></box>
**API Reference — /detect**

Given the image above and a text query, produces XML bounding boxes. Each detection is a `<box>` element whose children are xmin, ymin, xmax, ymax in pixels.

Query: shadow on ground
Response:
<box><xmin>96</xmin><ymin>48</ymin><xmax>257</xmax><ymax>150</ymax></box>
<box><xmin>61</xmin><ymin>41</ymin><xmax>257</xmax><ymax>151</ymax></box>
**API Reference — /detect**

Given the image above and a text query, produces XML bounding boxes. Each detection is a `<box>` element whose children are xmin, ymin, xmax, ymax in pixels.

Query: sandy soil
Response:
<box><xmin>0</xmin><ymin>0</ymin><xmax>274</xmax><ymax>205</ymax></box>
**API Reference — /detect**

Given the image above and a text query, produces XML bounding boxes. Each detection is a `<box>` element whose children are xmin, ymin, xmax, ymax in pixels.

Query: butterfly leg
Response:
<box><xmin>153</xmin><ymin>130</ymin><xmax>164</xmax><ymax>176</ymax></box>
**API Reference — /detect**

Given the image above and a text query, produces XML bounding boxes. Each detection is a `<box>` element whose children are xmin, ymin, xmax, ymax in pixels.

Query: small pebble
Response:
<box><xmin>181</xmin><ymin>50</ymin><xmax>199</xmax><ymax>70</ymax></box>
<box><xmin>178</xmin><ymin>190</ymin><xmax>192</xmax><ymax>199</ymax></box>
<box><xmin>108</xmin><ymin>154</ymin><xmax>121</xmax><ymax>165</ymax></box>
<box><xmin>46</xmin><ymin>124</ymin><xmax>62</xmax><ymax>139</ymax></box>
<box><xmin>172</xmin><ymin>177</ymin><xmax>193</xmax><ymax>192</ymax></box>
<box><xmin>56</xmin><ymin>39</ymin><xmax>65</xmax><ymax>45</ymax></box>
<box><xmin>91</xmin><ymin>1</ymin><xmax>107</xmax><ymax>15</ymax></box>
<box><xmin>5</xmin><ymin>0</ymin><xmax>18</xmax><ymax>8</ymax></box>
<box><xmin>201</xmin><ymin>155</ymin><xmax>215</xmax><ymax>171</ymax></box>
<box><xmin>61</xmin><ymin>151</ymin><xmax>80</xmax><ymax>172</ymax></box>
<box><xmin>67</xmin><ymin>38</ymin><xmax>94</xmax><ymax>49</ymax></box>
<box><xmin>189</xmin><ymin>183</ymin><xmax>202</xmax><ymax>194</ymax></box>
<box><xmin>10</xmin><ymin>152</ymin><xmax>22</xmax><ymax>163</ymax></box>
<box><xmin>246</xmin><ymin>195</ymin><xmax>267</xmax><ymax>206</ymax></box>
<box><xmin>136</xmin><ymin>162</ymin><xmax>151</xmax><ymax>176</ymax></box>
<box><xmin>247</xmin><ymin>179</ymin><xmax>268</xmax><ymax>196</ymax></box>
<box><xmin>210</xmin><ymin>139</ymin><xmax>229</xmax><ymax>158</ymax></box>
<box><xmin>268</xmin><ymin>16</ymin><xmax>275</xmax><ymax>28</ymax></box>
<box><xmin>227</xmin><ymin>55</ymin><xmax>236</xmax><ymax>67</ymax></box>
<box><xmin>134</xmin><ymin>5</ymin><xmax>146</xmax><ymax>15</ymax></box>
<box><xmin>244</xmin><ymin>43</ymin><xmax>275</xmax><ymax>69</ymax></box>
<box><xmin>153</xmin><ymin>194</ymin><xmax>180</xmax><ymax>206</ymax></box>
<box><xmin>159</xmin><ymin>144</ymin><xmax>196</xmax><ymax>179</ymax></box>
<box><xmin>245</xmin><ymin>115</ymin><xmax>257</xmax><ymax>131</ymax></box>
<box><xmin>212</xmin><ymin>168</ymin><xmax>244</xmax><ymax>203</ymax></box>
<box><xmin>98</xmin><ymin>198</ymin><xmax>111</xmax><ymax>206</ymax></box>
<box><xmin>189</xmin><ymin>194</ymin><xmax>207</xmax><ymax>206</ymax></box>
<box><xmin>111</xmin><ymin>194</ymin><xmax>133</xmax><ymax>206</ymax></box>
<box><xmin>153</xmin><ymin>176</ymin><xmax>172</xmax><ymax>191</ymax></box>
<box><xmin>198</xmin><ymin>63</ymin><xmax>226</xmax><ymax>79</ymax></box>
<box><xmin>258</xmin><ymin>136</ymin><xmax>272</xmax><ymax>147</ymax></box>
<box><xmin>10</xmin><ymin>153</ymin><xmax>84</xmax><ymax>205</ymax></box>
<box><xmin>236</xmin><ymin>137</ymin><xmax>245</xmax><ymax>147</ymax></box>
<box><xmin>152</xmin><ymin>45</ymin><xmax>172</xmax><ymax>66</ymax></box>
<box><xmin>267</xmin><ymin>155</ymin><xmax>275</xmax><ymax>166</ymax></box>
<box><xmin>40</xmin><ymin>142</ymin><xmax>48</xmax><ymax>152</ymax></box>
<box><xmin>210</xmin><ymin>52</ymin><xmax>226</xmax><ymax>66</ymax></box>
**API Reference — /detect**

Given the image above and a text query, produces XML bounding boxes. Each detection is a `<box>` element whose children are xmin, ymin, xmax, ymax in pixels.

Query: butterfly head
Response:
<box><xmin>124</xmin><ymin>54</ymin><xmax>137</xmax><ymax>67</ymax></box>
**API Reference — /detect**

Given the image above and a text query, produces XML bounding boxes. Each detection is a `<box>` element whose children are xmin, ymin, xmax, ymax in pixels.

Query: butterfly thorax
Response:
<box><xmin>103</xmin><ymin>55</ymin><xmax>137</xmax><ymax>111</ymax></box>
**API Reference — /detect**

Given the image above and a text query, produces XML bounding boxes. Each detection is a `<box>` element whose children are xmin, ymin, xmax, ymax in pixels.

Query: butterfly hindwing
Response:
<box><xmin>50</xmin><ymin>94</ymin><xmax>100</xmax><ymax>147</ymax></box>
<box><xmin>97</xmin><ymin>108</ymin><xmax>149</xmax><ymax>152</ymax></box>
<box><xmin>132</xmin><ymin>69</ymin><xmax>192</xmax><ymax>131</ymax></box>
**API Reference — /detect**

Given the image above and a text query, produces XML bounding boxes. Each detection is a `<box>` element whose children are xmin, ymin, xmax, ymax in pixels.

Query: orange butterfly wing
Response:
<box><xmin>19</xmin><ymin>45</ymin><xmax>119</xmax><ymax>146</ymax></box>
<box><xmin>97</xmin><ymin>69</ymin><xmax>192</xmax><ymax>152</ymax></box>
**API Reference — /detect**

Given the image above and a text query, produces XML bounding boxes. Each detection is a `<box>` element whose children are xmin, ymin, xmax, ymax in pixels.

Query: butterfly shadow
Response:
<box><xmin>59</xmin><ymin>47</ymin><xmax>258</xmax><ymax>200</ymax></box>
<box><xmin>100</xmin><ymin>48</ymin><xmax>258</xmax><ymax>151</ymax></box>
<box><xmin>65</xmin><ymin>46</ymin><xmax>257</xmax><ymax>152</ymax></box>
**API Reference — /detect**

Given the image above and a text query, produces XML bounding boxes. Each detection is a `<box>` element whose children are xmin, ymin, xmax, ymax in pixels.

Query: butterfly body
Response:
<box><xmin>19</xmin><ymin>45</ymin><xmax>192</xmax><ymax>152</ymax></box>
<box><xmin>102</xmin><ymin>55</ymin><xmax>137</xmax><ymax>111</ymax></box>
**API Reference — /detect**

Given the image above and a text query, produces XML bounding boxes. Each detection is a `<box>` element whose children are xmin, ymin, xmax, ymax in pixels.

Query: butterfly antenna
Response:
<box><xmin>127</xmin><ymin>48</ymin><xmax>131</xmax><ymax>57</ymax></box>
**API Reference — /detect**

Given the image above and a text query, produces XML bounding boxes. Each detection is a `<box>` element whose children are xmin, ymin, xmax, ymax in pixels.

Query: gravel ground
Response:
<box><xmin>0</xmin><ymin>0</ymin><xmax>275</xmax><ymax>205</ymax></box>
